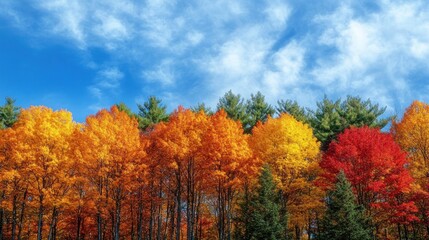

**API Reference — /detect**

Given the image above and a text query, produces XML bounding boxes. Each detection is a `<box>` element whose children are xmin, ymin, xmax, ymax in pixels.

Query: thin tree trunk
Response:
<box><xmin>17</xmin><ymin>188</ymin><xmax>27</xmax><ymax>240</ymax></box>
<box><xmin>48</xmin><ymin>207</ymin><xmax>58</xmax><ymax>240</ymax></box>
<box><xmin>0</xmin><ymin>190</ymin><xmax>4</xmax><ymax>240</ymax></box>
<box><xmin>176</xmin><ymin>164</ymin><xmax>182</xmax><ymax>240</ymax></box>
<box><xmin>114</xmin><ymin>188</ymin><xmax>122</xmax><ymax>240</ymax></box>
<box><xmin>37</xmin><ymin>194</ymin><xmax>44</xmax><ymax>240</ymax></box>
<box><xmin>157</xmin><ymin>180</ymin><xmax>163</xmax><ymax>240</ymax></box>
<box><xmin>12</xmin><ymin>194</ymin><xmax>17</xmax><ymax>240</ymax></box>
<box><xmin>76</xmin><ymin>213</ymin><xmax>82</xmax><ymax>240</ymax></box>
<box><xmin>137</xmin><ymin>187</ymin><xmax>143</xmax><ymax>240</ymax></box>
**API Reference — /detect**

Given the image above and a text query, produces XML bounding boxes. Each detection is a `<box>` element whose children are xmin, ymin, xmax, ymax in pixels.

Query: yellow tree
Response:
<box><xmin>201</xmin><ymin>110</ymin><xmax>254</xmax><ymax>240</ymax></box>
<box><xmin>391</xmin><ymin>100</ymin><xmax>429</xmax><ymax>234</ymax></box>
<box><xmin>250</xmin><ymin>113</ymin><xmax>321</xmax><ymax>239</ymax></box>
<box><xmin>82</xmin><ymin>106</ymin><xmax>143</xmax><ymax>240</ymax></box>
<box><xmin>9</xmin><ymin>106</ymin><xmax>75</xmax><ymax>240</ymax></box>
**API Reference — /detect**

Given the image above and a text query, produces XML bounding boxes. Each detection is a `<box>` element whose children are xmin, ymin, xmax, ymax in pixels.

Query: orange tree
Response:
<box><xmin>81</xmin><ymin>106</ymin><xmax>143</xmax><ymax>240</ymax></box>
<box><xmin>392</xmin><ymin>100</ymin><xmax>429</xmax><ymax>236</ymax></box>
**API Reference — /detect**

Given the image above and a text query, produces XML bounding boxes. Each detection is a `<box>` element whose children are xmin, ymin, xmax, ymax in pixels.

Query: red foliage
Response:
<box><xmin>320</xmin><ymin>126</ymin><xmax>418</xmax><ymax>224</ymax></box>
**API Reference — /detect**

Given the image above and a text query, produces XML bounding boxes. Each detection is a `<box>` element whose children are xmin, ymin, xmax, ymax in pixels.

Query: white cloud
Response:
<box><xmin>311</xmin><ymin>0</ymin><xmax>429</xmax><ymax>112</ymax></box>
<box><xmin>88</xmin><ymin>67</ymin><xmax>124</xmax><ymax>99</ymax></box>
<box><xmin>3</xmin><ymin>0</ymin><xmax>429</xmax><ymax>115</ymax></box>
<box><xmin>143</xmin><ymin>59</ymin><xmax>175</xmax><ymax>86</ymax></box>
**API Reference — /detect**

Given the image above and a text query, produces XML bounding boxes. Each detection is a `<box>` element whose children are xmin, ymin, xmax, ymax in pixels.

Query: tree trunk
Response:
<box><xmin>48</xmin><ymin>207</ymin><xmax>58</xmax><ymax>240</ymax></box>
<box><xmin>0</xmin><ymin>190</ymin><xmax>4</xmax><ymax>240</ymax></box>
<box><xmin>37</xmin><ymin>194</ymin><xmax>44</xmax><ymax>240</ymax></box>
<box><xmin>76</xmin><ymin>213</ymin><xmax>82</xmax><ymax>240</ymax></box>
<box><xmin>17</xmin><ymin>188</ymin><xmax>27</xmax><ymax>240</ymax></box>
<box><xmin>137</xmin><ymin>186</ymin><xmax>143</xmax><ymax>240</ymax></box>
<box><xmin>114</xmin><ymin>188</ymin><xmax>122</xmax><ymax>240</ymax></box>
<box><xmin>97</xmin><ymin>212</ymin><xmax>103</xmax><ymax>240</ymax></box>
<box><xmin>176</xmin><ymin>164</ymin><xmax>182</xmax><ymax>240</ymax></box>
<box><xmin>157</xmin><ymin>180</ymin><xmax>163</xmax><ymax>240</ymax></box>
<box><xmin>12</xmin><ymin>194</ymin><xmax>17</xmax><ymax>240</ymax></box>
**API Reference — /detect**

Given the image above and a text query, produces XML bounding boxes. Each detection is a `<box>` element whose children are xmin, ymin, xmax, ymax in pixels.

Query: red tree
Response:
<box><xmin>320</xmin><ymin>127</ymin><xmax>418</xmax><ymax>227</ymax></box>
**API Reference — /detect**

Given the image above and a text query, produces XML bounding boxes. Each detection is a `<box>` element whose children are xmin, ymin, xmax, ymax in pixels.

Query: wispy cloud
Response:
<box><xmin>88</xmin><ymin>67</ymin><xmax>124</xmax><ymax>99</ymax></box>
<box><xmin>1</xmin><ymin>0</ymin><xmax>429</xmax><ymax>115</ymax></box>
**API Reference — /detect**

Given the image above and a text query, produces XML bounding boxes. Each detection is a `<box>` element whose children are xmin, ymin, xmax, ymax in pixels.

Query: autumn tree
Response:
<box><xmin>149</xmin><ymin>107</ymin><xmax>210</xmax><ymax>240</ymax></box>
<box><xmin>5</xmin><ymin>106</ymin><xmax>76</xmax><ymax>240</ymax></box>
<box><xmin>82</xmin><ymin>106</ymin><xmax>143</xmax><ymax>240</ymax></box>
<box><xmin>309</xmin><ymin>96</ymin><xmax>390</xmax><ymax>150</ymax></box>
<box><xmin>201</xmin><ymin>110</ymin><xmax>254</xmax><ymax>240</ymax></box>
<box><xmin>250</xmin><ymin>113</ymin><xmax>321</xmax><ymax>239</ymax></box>
<box><xmin>320</xmin><ymin>127</ymin><xmax>418</xmax><ymax>238</ymax></box>
<box><xmin>391</xmin><ymin>100</ymin><xmax>429</xmax><ymax>236</ymax></box>
<box><xmin>319</xmin><ymin>171</ymin><xmax>371</xmax><ymax>240</ymax></box>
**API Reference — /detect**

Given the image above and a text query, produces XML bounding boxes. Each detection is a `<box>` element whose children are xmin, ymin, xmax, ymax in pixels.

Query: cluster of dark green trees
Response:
<box><xmin>0</xmin><ymin>91</ymin><xmax>390</xmax><ymax>240</ymax></box>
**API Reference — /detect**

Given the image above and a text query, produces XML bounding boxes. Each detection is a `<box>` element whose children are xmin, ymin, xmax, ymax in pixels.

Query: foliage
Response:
<box><xmin>250</xmin><ymin>113</ymin><xmax>321</xmax><ymax>239</ymax></box>
<box><xmin>392</xmin><ymin>101</ymin><xmax>429</xmax><ymax>233</ymax></box>
<box><xmin>235</xmin><ymin>165</ymin><xmax>284</xmax><ymax>240</ymax></box>
<box><xmin>244</xmin><ymin>92</ymin><xmax>275</xmax><ymax>133</ymax></box>
<box><xmin>320</xmin><ymin>127</ymin><xmax>418</xmax><ymax>226</ymax></box>
<box><xmin>0</xmin><ymin>97</ymin><xmax>20</xmax><ymax>129</ymax></box>
<box><xmin>309</xmin><ymin>96</ymin><xmax>390</xmax><ymax>150</ymax></box>
<box><xmin>319</xmin><ymin>171</ymin><xmax>372</xmax><ymax>240</ymax></box>
<box><xmin>276</xmin><ymin>99</ymin><xmax>310</xmax><ymax>124</ymax></box>
<box><xmin>217</xmin><ymin>90</ymin><xmax>248</xmax><ymax>127</ymax></box>
<box><xmin>137</xmin><ymin>96</ymin><xmax>169</xmax><ymax>131</ymax></box>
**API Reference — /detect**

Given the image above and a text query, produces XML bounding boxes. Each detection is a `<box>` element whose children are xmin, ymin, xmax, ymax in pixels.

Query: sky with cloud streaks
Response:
<box><xmin>1</xmin><ymin>0</ymin><xmax>429</xmax><ymax>122</ymax></box>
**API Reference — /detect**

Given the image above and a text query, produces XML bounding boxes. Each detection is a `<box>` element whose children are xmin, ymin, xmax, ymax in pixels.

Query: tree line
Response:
<box><xmin>0</xmin><ymin>92</ymin><xmax>428</xmax><ymax>240</ymax></box>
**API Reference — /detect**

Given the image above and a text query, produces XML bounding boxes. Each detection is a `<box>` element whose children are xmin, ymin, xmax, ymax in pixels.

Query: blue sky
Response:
<box><xmin>1</xmin><ymin>0</ymin><xmax>429</xmax><ymax>122</ymax></box>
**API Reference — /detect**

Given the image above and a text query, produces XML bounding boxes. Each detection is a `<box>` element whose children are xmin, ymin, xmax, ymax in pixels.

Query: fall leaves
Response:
<box><xmin>0</xmin><ymin>99</ymin><xmax>429</xmax><ymax>240</ymax></box>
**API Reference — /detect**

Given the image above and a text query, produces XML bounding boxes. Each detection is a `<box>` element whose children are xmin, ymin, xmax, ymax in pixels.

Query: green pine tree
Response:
<box><xmin>309</xmin><ymin>95</ymin><xmax>390</xmax><ymax>150</ymax></box>
<box><xmin>0</xmin><ymin>97</ymin><xmax>20</xmax><ymax>129</ymax></box>
<box><xmin>235</xmin><ymin>165</ymin><xmax>285</xmax><ymax>240</ymax></box>
<box><xmin>191</xmin><ymin>102</ymin><xmax>213</xmax><ymax>115</ymax></box>
<box><xmin>319</xmin><ymin>171</ymin><xmax>372</xmax><ymax>240</ymax></box>
<box><xmin>244</xmin><ymin>92</ymin><xmax>275</xmax><ymax>133</ymax></box>
<box><xmin>217</xmin><ymin>90</ymin><xmax>248</xmax><ymax>126</ymax></box>
<box><xmin>276</xmin><ymin>99</ymin><xmax>310</xmax><ymax>124</ymax></box>
<box><xmin>137</xmin><ymin>96</ymin><xmax>169</xmax><ymax>131</ymax></box>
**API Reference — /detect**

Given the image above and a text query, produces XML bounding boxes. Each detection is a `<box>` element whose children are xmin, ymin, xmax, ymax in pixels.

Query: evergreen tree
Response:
<box><xmin>244</xmin><ymin>92</ymin><xmax>275</xmax><ymax>133</ymax></box>
<box><xmin>0</xmin><ymin>97</ymin><xmax>20</xmax><ymax>129</ymax></box>
<box><xmin>309</xmin><ymin>95</ymin><xmax>390</xmax><ymax>150</ymax></box>
<box><xmin>115</xmin><ymin>102</ymin><xmax>138</xmax><ymax>119</ymax></box>
<box><xmin>217</xmin><ymin>90</ymin><xmax>248</xmax><ymax>127</ymax></box>
<box><xmin>235</xmin><ymin>165</ymin><xmax>285</xmax><ymax>240</ymax></box>
<box><xmin>191</xmin><ymin>102</ymin><xmax>213</xmax><ymax>115</ymax></box>
<box><xmin>319</xmin><ymin>171</ymin><xmax>372</xmax><ymax>240</ymax></box>
<box><xmin>137</xmin><ymin>96</ymin><xmax>169</xmax><ymax>131</ymax></box>
<box><xmin>276</xmin><ymin>99</ymin><xmax>310</xmax><ymax>124</ymax></box>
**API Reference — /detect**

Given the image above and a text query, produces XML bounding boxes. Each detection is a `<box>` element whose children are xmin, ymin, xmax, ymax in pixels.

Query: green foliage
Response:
<box><xmin>191</xmin><ymin>102</ymin><xmax>213</xmax><ymax>115</ymax></box>
<box><xmin>319</xmin><ymin>171</ymin><xmax>372</xmax><ymax>240</ymax></box>
<box><xmin>235</xmin><ymin>165</ymin><xmax>285</xmax><ymax>240</ymax></box>
<box><xmin>0</xmin><ymin>97</ymin><xmax>20</xmax><ymax>129</ymax></box>
<box><xmin>245</xmin><ymin>92</ymin><xmax>275</xmax><ymax>133</ymax></box>
<box><xmin>309</xmin><ymin>95</ymin><xmax>390</xmax><ymax>150</ymax></box>
<box><xmin>276</xmin><ymin>99</ymin><xmax>310</xmax><ymax>124</ymax></box>
<box><xmin>137</xmin><ymin>96</ymin><xmax>169</xmax><ymax>131</ymax></box>
<box><xmin>115</xmin><ymin>102</ymin><xmax>138</xmax><ymax>119</ymax></box>
<box><xmin>217</xmin><ymin>90</ymin><xmax>248</xmax><ymax>126</ymax></box>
